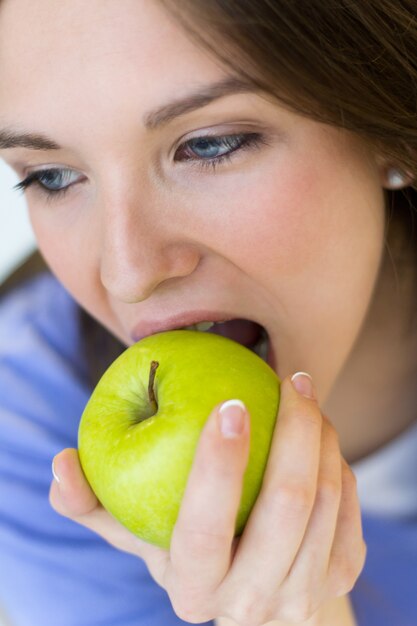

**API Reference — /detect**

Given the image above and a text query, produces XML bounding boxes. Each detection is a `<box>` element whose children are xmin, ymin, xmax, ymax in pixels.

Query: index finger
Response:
<box><xmin>166</xmin><ymin>400</ymin><xmax>250</xmax><ymax>603</ymax></box>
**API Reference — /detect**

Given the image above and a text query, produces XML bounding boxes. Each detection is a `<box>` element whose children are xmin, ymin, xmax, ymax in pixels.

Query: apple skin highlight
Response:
<box><xmin>78</xmin><ymin>330</ymin><xmax>281</xmax><ymax>550</ymax></box>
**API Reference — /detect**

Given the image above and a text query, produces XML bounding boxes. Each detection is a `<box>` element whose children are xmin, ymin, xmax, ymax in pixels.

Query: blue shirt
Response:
<box><xmin>0</xmin><ymin>272</ymin><xmax>416</xmax><ymax>625</ymax></box>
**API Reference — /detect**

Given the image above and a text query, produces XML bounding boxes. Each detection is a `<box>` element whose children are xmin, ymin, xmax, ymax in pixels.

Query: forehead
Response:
<box><xmin>0</xmin><ymin>0</ymin><xmax>228</xmax><ymax>135</ymax></box>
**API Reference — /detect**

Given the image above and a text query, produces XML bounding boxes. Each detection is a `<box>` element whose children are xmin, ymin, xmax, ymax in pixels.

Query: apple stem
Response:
<box><xmin>148</xmin><ymin>360</ymin><xmax>159</xmax><ymax>413</ymax></box>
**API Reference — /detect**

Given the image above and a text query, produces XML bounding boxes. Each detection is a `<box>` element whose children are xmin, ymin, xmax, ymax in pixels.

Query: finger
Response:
<box><xmin>50</xmin><ymin>448</ymin><xmax>98</xmax><ymax>516</ymax></box>
<box><xmin>326</xmin><ymin>458</ymin><xmax>367</xmax><ymax>597</ymax></box>
<box><xmin>224</xmin><ymin>375</ymin><xmax>322</xmax><ymax>594</ymax></box>
<box><xmin>281</xmin><ymin>416</ymin><xmax>342</xmax><ymax>604</ymax></box>
<box><xmin>50</xmin><ymin>448</ymin><xmax>170</xmax><ymax>584</ymax></box>
<box><xmin>166</xmin><ymin>399</ymin><xmax>250</xmax><ymax>599</ymax></box>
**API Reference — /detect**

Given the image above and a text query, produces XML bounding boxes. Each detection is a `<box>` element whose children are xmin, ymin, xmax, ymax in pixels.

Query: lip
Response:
<box><xmin>130</xmin><ymin>310</ymin><xmax>235</xmax><ymax>342</ymax></box>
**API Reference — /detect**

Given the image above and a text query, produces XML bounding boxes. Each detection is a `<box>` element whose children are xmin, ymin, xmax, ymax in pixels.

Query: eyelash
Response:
<box><xmin>13</xmin><ymin>132</ymin><xmax>267</xmax><ymax>202</ymax></box>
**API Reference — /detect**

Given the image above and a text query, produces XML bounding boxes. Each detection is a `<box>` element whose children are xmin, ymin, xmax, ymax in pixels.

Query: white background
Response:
<box><xmin>0</xmin><ymin>160</ymin><xmax>37</xmax><ymax>284</ymax></box>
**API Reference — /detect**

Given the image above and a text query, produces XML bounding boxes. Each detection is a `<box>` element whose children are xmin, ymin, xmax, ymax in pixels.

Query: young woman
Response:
<box><xmin>0</xmin><ymin>1</ymin><xmax>416</xmax><ymax>625</ymax></box>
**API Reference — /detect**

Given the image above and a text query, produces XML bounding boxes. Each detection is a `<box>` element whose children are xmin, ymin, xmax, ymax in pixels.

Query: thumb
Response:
<box><xmin>49</xmin><ymin>448</ymin><xmax>171</xmax><ymax>577</ymax></box>
<box><xmin>50</xmin><ymin>448</ymin><xmax>99</xmax><ymax>517</ymax></box>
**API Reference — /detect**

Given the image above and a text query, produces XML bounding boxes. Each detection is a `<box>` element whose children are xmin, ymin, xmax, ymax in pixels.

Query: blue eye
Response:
<box><xmin>175</xmin><ymin>132</ymin><xmax>266</xmax><ymax>171</ymax></box>
<box><xmin>13</xmin><ymin>168</ymin><xmax>84</xmax><ymax>200</ymax></box>
<box><xmin>189</xmin><ymin>137</ymin><xmax>226</xmax><ymax>158</ymax></box>
<box><xmin>35</xmin><ymin>169</ymin><xmax>80</xmax><ymax>191</ymax></box>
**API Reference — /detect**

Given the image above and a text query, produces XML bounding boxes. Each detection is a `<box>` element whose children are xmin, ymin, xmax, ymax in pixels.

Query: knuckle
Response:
<box><xmin>48</xmin><ymin>489</ymin><xmax>69</xmax><ymax>518</ymax></box>
<box><xmin>361</xmin><ymin>539</ymin><xmax>368</xmax><ymax>565</ymax></box>
<box><xmin>290</xmin><ymin>407</ymin><xmax>322</xmax><ymax>431</ymax></box>
<box><xmin>194</xmin><ymin>438</ymin><xmax>239</xmax><ymax>481</ymax></box>
<box><xmin>234</xmin><ymin>602</ymin><xmax>263</xmax><ymax>625</ymax></box>
<box><xmin>229</xmin><ymin>612</ymin><xmax>261</xmax><ymax>626</ymax></box>
<box><xmin>354</xmin><ymin>540</ymin><xmax>368</xmax><ymax>578</ymax></box>
<box><xmin>333</xmin><ymin>554</ymin><xmax>364</xmax><ymax>595</ymax></box>
<box><xmin>334</xmin><ymin>577</ymin><xmax>356</xmax><ymax>598</ymax></box>
<box><xmin>175</xmin><ymin>526</ymin><xmax>228</xmax><ymax>557</ymax></box>
<box><xmin>316</xmin><ymin>477</ymin><xmax>341</xmax><ymax>506</ymax></box>
<box><xmin>266</xmin><ymin>482</ymin><xmax>314</xmax><ymax>519</ymax></box>
<box><xmin>170</xmin><ymin>591</ymin><xmax>208</xmax><ymax>624</ymax></box>
<box><xmin>228</xmin><ymin>585</ymin><xmax>269</xmax><ymax>626</ymax></box>
<box><xmin>277</xmin><ymin>594</ymin><xmax>317</xmax><ymax>624</ymax></box>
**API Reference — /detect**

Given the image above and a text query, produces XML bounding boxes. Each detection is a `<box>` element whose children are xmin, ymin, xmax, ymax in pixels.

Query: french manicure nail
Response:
<box><xmin>291</xmin><ymin>371</ymin><xmax>316</xmax><ymax>400</ymax></box>
<box><xmin>52</xmin><ymin>458</ymin><xmax>61</xmax><ymax>484</ymax></box>
<box><xmin>218</xmin><ymin>399</ymin><xmax>247</xmax><ymax>438</ymax></box>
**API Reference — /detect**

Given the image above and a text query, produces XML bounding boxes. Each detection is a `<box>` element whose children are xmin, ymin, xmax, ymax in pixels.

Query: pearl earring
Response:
<box><xmin>386</xmin><ymin>167</ymin><xmax>410</xmax><ymax>189</ymax></box>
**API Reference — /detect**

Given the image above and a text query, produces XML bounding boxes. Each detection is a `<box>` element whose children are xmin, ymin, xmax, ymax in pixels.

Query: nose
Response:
<box><xmin>98</xmin><ymin>194</ymin><xmax>201</xmax><ymax>303</ymax></box>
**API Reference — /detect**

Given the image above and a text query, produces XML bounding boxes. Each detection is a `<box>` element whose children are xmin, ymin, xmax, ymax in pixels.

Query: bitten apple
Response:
<box><xmin>78</xmin><ymin>329</ymin><xmax>280</xmax><ymax>549</ymax></box>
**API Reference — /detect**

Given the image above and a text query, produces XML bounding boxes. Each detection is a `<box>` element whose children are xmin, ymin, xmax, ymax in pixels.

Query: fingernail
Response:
<box><xmin>291</xmin><ymin>372</ymin><xmax>316</xmax><ymax>400</ymax></box>
<box><xmin>52</xmin><ymin>458</ymin><xmax>61</xmax><ymax>484</ymax></box>
<box><xmin>218</xmin><ymin>399</ymin><xmax>247</xmax><ymax>438</ymax></box>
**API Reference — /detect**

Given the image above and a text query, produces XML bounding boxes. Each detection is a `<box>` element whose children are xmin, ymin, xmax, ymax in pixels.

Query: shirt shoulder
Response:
<box><xmin>0</xmin><ymin>272</ymin><xmax>90</xmax><ymax>450</ymax></box>
<box><xmin>0</xmin><ymin>271</ymin><xmax>87</xmax><ymax>375</ymax></box>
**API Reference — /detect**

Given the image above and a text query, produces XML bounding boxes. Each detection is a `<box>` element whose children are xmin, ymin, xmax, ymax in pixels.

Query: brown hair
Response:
<box><xmin>159</xmin><ymin>0</ymin><xmax>417</xmax><ymax>180</ymax></box>
<box><xmin>159</xmin><ymin>0</ymin><xmax>417</xmax><ymax>274</ymax></box>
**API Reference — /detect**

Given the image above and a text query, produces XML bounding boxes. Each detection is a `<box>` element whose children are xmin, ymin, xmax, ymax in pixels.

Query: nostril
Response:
<box><xmin>166</xmin><ymin>242</ymin><xmax>201</xmax><ymax>281</ymax></box>
<box><xmin>100</xmin><ymin>243</ymin><xmax>201</xmax><ymax>304</ymax></box>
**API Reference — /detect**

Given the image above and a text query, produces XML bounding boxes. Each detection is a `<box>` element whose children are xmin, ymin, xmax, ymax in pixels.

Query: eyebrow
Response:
<box><xmin>143</xmin><ymin>76</ymin><xmax>257</xmax><ymax>129</ymax></box>
<box><xmin>0</xmin><ymin>129</ymin><xmax>61</xmax><ymax>151</ymax></box>
<box><xmin>0</xmin><ymin>76</ymin><xmax>257</xmax><ymax>151</ymax></box>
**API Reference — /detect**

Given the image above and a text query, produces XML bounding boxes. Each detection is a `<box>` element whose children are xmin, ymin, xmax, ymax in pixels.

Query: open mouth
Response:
<box><xmin>181</xmin><ymin>318</ymin><xmax>271</xmax><ymax>366</ymax></box>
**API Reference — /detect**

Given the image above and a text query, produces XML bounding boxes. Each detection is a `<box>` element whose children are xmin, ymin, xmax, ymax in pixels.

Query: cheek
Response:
<box><xmin>194</xmin><ymin>159</ymin><xmax>344</xmax><ymax>279</ymax></box>
<box><xmin>237</xmin><ymin>167</ymin><xmax>322</xmax><ymax>273</ymax></box>
<box><xmin>29</xmin><ymin>208</ymin><xmax>98</xmax><ymax>312</ymax></box>
<box><xmin>210</xmin><ymin>152</ymin><xmax>384</xmax><ymax>297</ymax></box>
<box><xmin>222</xmin><ymin>152</ymin><xmax>385</xmax><ymax>395</ymax></box>
<box><xmin>188</xmin><ymin>150</ymin><xmax>385</xmax><ymax>382</ymax></box>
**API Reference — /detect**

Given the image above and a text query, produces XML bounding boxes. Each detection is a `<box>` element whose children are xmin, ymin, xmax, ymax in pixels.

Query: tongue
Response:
<box><xmin>208</xmin><ymin>319</ymin><xmax>263</xmax><ymax>348</ymax></box>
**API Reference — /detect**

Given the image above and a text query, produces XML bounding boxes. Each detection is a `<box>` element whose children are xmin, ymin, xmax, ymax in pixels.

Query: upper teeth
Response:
<box><xmin>182</xmin><ymin>321</ymin><xmax>215</xmax><ymax>331</ymax></box>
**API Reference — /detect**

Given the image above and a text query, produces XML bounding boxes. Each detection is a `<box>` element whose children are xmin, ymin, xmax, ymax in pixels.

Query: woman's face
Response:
<box><xmin>0</xmin><ymin>0</ymin><xmax>387</xmax><ymax>402</ymax></box>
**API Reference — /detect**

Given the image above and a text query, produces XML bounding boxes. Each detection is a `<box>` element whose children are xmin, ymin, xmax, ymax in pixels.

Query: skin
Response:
<box><xmin>1</xmin><ymin>0</ymin><xmax>416</xmax><ymax>624</ymax></box>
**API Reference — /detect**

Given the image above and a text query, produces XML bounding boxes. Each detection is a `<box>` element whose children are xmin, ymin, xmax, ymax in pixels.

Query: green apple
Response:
<box><xmin>78</xmin><ymin>329</ymin><xmax>280</xmax><ymax>549</ymax></box>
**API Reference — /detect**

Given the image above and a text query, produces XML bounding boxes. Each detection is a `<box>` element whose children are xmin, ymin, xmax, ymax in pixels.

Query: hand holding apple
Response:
<box><xmin>78</xmin><ymin>329</ymin><xmax>280</xmax><ymax>549</ymax></box>
<box><xmin>51</xmin><ymin>352</ymin><xmax>365</xmax><ymax>625</ymax></box>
